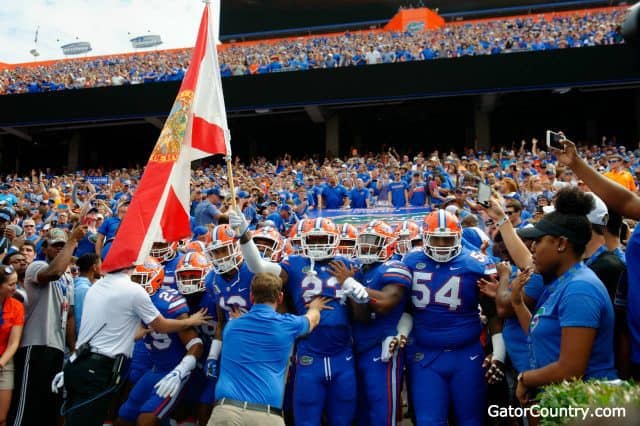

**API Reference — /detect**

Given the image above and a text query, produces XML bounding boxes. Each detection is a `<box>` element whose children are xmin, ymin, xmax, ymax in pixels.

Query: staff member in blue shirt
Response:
<box><xmin>511</xmin><ymin>188</ymin><xmax>617</xmax><ymax>406</ymax></box>
<box><xmin>319</xmin><ymin>176</ymin><xmax>348</xmax><ymax>210</ymax></box>
<box><xmin>349</xmin><ymin>179</ymin><xmax>370</xmax><ymax>209</ymax></box>
<box><xmin>209</xmin><ymin>272</ymin><xmax>329</xmax><ymax>426</ymax></box>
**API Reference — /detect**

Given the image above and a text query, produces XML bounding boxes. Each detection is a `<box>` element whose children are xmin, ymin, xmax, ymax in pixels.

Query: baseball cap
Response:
<box><xmin>205</xmin><ymin>188</ymin><xmax>221</xmax><ymax>197</ymax></box>
<box><xmin>586</xmin><ymin>193</ymin><xmax>608</xmax><ymax>226</ymax></box>
<box><xmin>237</xmin><ymin>190</ymin><xmax>251</xmax><ymax>199</ymax></box>
<box><xmin>46</xmin><ymin>228</ymin><xmax>68</xmax><ymax>245</ymax></box>
<box><xmin>280</xmin><ymin>204</ymin><xmax>291</xmax><ymax>212</ymax></box>
<box><xmin>193</xmin><ymin>226</ymin><xmax>208</xmax><ymax>238</ymax></box>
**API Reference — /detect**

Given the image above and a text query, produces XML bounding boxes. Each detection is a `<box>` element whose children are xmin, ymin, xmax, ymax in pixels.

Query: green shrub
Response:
<box><xmin>536</xmin><ymin>380</ymin><xmax>640</xmax><ymax>425</ymax></box>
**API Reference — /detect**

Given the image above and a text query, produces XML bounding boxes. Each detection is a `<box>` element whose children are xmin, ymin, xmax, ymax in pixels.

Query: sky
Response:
<box><xmin>0</xmin><ymin>0</ymin><xmax>206</xmax><ymax>64</ymax></box>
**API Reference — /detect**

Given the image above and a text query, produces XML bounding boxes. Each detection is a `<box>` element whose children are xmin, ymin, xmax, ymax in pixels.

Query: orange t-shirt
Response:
<box><xmin>604</xmin><ymin>170</ymin><xmax>637</xmax><ymax>192</ymax></box>
<box><xmin>0</xmin><ymin>297</ymin><xmax>24</xmax><ymax>355</ymax></box>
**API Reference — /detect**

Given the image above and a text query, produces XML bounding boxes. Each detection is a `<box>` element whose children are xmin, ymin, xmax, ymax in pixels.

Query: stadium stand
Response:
<box><xmin>0</xmin><ymin>6</ymin><xmax>626</xmax><ymax>95</ymax></box>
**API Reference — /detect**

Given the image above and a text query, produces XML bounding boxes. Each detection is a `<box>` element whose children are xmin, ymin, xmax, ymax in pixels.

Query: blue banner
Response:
<box><xmin>306</xmin><ymin>206</ymin><xmax>432</xmax><ymax>225</ymax></box>
<box><xmin>86</xmin><ymin>176</ymin><xmax>110</xmax><ymax>186</ymax></box>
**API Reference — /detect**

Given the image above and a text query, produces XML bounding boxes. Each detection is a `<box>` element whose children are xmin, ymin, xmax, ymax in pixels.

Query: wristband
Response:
<box><xmin>496</xmin><ymin>215</ymin><xmax>509</xmax><ymax>228</ymax></box>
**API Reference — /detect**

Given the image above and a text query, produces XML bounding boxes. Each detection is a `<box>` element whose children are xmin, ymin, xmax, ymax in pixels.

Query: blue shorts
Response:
<box><xmin>129</xmin><ymin>340</ymin><xmax>152</xmax><ymax>385</ymax></box>
<box><xmin>355</xmin><ymin>345</ymin><xmax>404</xmax><ymax>426</ymax></box>
<box><xmin>406</xmin><ymin>341</ymin><xmax>486</xmax><ymax>426</ymax></box>
<box><xmin>293</xmin><ymin>348</ymin><xmax>356</xmax><ymax>426</ymax></box>
<box><xmin>118</xmin><ymin>370</ymin><xmax>190</xmax><ymax>422</ymax></box>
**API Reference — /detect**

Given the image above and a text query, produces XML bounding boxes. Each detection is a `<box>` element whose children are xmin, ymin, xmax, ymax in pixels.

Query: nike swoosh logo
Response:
<box><xmin>470</xmin><ymin>355</ymin><xmax>480</xmax><ymax>360</ymax></box>
<box><xmin>450</xmin><ymin>267</ymin><xmax>462</xmax><ymax>271</ymax></box>
<box><xmin>373</xmin><ymin>357</ymin><xmax>382</xmax><ymax>362</ymax></box>
<box><xmin>238</xmin><ymin>288</ymin><xmax>247</xmax><ymax>292</ymax></box>
<box><xmin>346</xmin><ymin>356</ymin><xmax>353</xmax><ymax>361</ymax></box>
<box><xmin>366</xmin><ymin>279</ymin><xmax>373</xmax><ymax>284</ymax></box>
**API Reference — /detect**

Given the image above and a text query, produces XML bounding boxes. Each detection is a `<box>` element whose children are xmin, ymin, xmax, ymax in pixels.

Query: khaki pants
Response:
<box><xmin>207</xmin><ymin>403</ymin><xmax>285</xmax><ymax>426</ymax></box>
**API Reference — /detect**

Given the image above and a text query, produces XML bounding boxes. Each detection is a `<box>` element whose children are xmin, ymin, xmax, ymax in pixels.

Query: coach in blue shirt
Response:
<box><xmin>210</xmin><ymin>272</ymin><xmax>327</xmax><ymax>425</ymax></box>
<box><xmin>319</xmin><ymin>176</ymin><xmax>348</xmax><ymax>209</ymax></box>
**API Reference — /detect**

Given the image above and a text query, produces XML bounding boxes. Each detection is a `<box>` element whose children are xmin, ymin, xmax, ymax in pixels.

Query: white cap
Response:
<box><xmin>445</xmin><ymin>205</ymin><xmax>459</xmax><ymax>216</ymax></box>
<box><xmin>586</xmin><ymin>192</ymin><xmax>608</xmax><ymax>226</ymax></box>
<box><xmin>539</xmin><ymin>192</ymin><xmax>608</xmax><ymax>226</ymax></box>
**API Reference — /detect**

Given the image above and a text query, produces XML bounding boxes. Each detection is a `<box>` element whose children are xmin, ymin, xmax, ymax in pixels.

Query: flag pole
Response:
<box><xmin>226</xmin><ymin>156</ymin><xmax>237</xmax><ymax>211</ymax></box>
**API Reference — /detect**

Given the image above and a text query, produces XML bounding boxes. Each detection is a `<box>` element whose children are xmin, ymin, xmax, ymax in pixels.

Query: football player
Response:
<box><xmin>402</xmin><ymin>210</ymin><xmax>503</xmax><ymax>425</ymax></box>
<box><xmin>252</xmin><ymin>225</ymin><xmax>285</xmax><ymax>262</ymax></box>
<box><xmin>336</xmin><ymin>223</ymin><xmax>358</xmax><ymax>259</ymax></box>
<box><xmin>175</xmin><ymin>252</ymin><xmax>218</xmax><ymax>426</ymax></box>
<box><xmin>201</xmin><ymin>224</ymin><xmax>256</xmax><ymax>384</ymax></box>
<box><xmin>150</xmin><ymin>241</ymin><xmax>183</xmax><ymax>290</ymax></box>
<box><xmin>391</xmin><ymin>219</ymin><xmax>422</xmax><ymax>261</ymax></box>
<box><xmin>117</xmin><ymin>257</ymin><xmax>203</xmax><ymax>426</ymax></box>
<box><xmin>229</xmin><ymin>212</ymin><xmax>368</xmax><ymax>426</ymax></box>
<box><xmin>330</xmin><ymin>220</ymin><xmax>412</xmax><ymax>426</ymax></box>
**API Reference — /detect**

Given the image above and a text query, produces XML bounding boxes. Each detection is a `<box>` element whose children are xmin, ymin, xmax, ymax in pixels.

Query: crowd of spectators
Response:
<box><xmin>0</xmin><ymin>7</ymin><xmax>626</xmax><ymax>95</ymax></box>
<box><xmin>0</xmin><ymin>132</ymin><xmax>639</xmax><ymax>423</ymax></box>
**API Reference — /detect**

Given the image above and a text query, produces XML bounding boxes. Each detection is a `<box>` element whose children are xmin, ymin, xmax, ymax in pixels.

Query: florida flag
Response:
<box><xmin>102</xmin><ymin>1</ymin><xmax>230</xmax><ymax>272</ymax></box>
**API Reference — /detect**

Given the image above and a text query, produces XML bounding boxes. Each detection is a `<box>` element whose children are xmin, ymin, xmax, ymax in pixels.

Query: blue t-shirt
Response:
<box><xmin>265</xmin><ymin>212</ymin><xmax>286</xmax><ymax>235</ymax></box>
<box><xmin>281</xmin><ymin>255</ymin><xmax>355</xmax><ymax>355</ymax></box>
<box><xmin>352</xmin><ymin>260</ymin><xmax>412</xmax><ymax>353</ymax></box>
<box><xmin>388</xmin><ymin>181</ymin><xmax>407</xmax><ymax>208</ymax></box>
<box><xmin>321</xmin><ymin>184</ymin><xmax>348</xmax><ymax>209</ymax></box>
<box><xmin>145</xmin><ymin>288</ymin><xmax>190</xmax><ymax>372</ymax></box>
<box><xmin>403</xmin><ymin>248</ymin><xmax>496</xmax><ymax>349</ymax></box>
<box><xmin>624</xmin><ymin>227</ymin><xmax>640</xmax><ymax>364</ymax></box>
<box><xmin>349</xmin><ymin>187</ymin><xmax>369</xmax><ymax>209</ymax></box>
<box><xmin>194</xmin><ymin>200</ymin><xmax>220</xmax><ymax>227</ymax></box>
<box><xmin>502</xmin><ymin>272</ymin><xmax>544</xmax><ymax>372</ymax></box>
<box><xmin>528</xmin><ymin>263</ymin><xmax>617</xmax><ymax>380</ymax></box>
<box><xmin>215</xmin><ymin>304</ymin><xmax>308</xmax><ymax>408</ymax></box>
<box><xmin>73</xmin><ymin>276</ymin><xmax>92</xmax><ymax>335</ymax></box>
<box><xmin>408</xmin><ymin>182</ymin><xmax>428</xmax><ymax>207</ymax></box>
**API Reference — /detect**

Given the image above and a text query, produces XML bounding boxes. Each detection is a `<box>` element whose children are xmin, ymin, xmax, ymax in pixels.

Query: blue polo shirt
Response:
<box><xmin>194</xmin><ymin>200</ymin><xmax>220</xmax><ymax>227</ymax></box>
<box><xmin>215</xmin><ymin>304</ymin><xmax>309</xmax><ymax>408</ymax></box>
<box><xmin>528</xmin><ymin>263</ymin><xmax>617</xmax><ymax>380</ymax></box>
<box><xmin>321</xmin><ymin>184</ymin><xmax>348</xmax><ymax>209</ymax></box>
<box><xmin>349</xmin><ymin>187</ymin><xmax>369</xmax><ymax>209</ymax></box>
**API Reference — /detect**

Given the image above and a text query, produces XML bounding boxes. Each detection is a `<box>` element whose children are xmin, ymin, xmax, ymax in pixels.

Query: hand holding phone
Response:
<box><xmin>477</xmin><ymin>182</ymin><xmax>491</xmax><ymax>208</ymax></box>
<box><xmin>546</xmin><ymin>130</ymin><xmax>566</xmax><ymax>151</ymax></box>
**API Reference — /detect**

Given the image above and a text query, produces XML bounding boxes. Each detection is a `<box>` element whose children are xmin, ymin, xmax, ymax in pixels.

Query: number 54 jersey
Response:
<box><xmin>403</xmin><ymin>248</ymin><xmax>496</xmax><ymax>349</ymax></box>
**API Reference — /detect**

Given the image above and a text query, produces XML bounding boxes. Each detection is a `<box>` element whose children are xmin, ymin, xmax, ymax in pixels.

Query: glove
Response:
<box><xmin>342</xmin><ymin>277</ymin><xmax>369</xmax><ymax>303</ymax></box>
<box><xmin>482</xmin><ymin>354</ymin><xmax>506</xmax><ymax>384</ymax></box>
<box><xmin>205</xmin><ymin>358</ymin><xmax>219</xmax><ymax>380</ymax></box>
<box><xmin>380</xmin><ymin>336</ymin><xmax>395</xmax><ymax>362</ymax></box>
<box><xmin>51</xmin><ymin>371</ymin><xmax>64</xmax><ymax>394</ymax></box>
<box><xmin>154</xmin><ymin>355</ymin><xmax>196</xmax><ymax>398</ymax></box>
<box><xmin>228</xmin><ymin>208</ymin><xmax>249</xmax><ymax>237</ymax></box>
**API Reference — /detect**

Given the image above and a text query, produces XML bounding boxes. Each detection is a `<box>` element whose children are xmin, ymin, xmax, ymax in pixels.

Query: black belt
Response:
<box><xmin>216</xmin><ymin>397</ymin><xmax>283</xmax><ymax>417</ymax></box>
<box><xmin>88</xmin><ymin>353</ymin><xmax>115</xmax><ymax>362</ymax></box>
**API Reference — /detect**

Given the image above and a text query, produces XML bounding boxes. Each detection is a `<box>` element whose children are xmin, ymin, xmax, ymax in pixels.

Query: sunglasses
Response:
<box><xmin>505</xmin><ymin>210</ymin><xmax>516</xmax><ymax>216</ymax></box>
<box><xmin>609</xmin><ymin>159</ymin><xmax>620</xmax><ymax>164</ymax></box>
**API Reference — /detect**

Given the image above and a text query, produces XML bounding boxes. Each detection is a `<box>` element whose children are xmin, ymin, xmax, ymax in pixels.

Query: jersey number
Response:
<box><xmin>301</xmin><ymin>275</ymin><xmax>344</xmax><ymax>302</ymax></box>
<box><xmin>219</xmin><ymin>295</ymin><xmax>249</xmax><ymax>314</ymax></box>
<box><xmin>145</xmin><ymin>331</ymin><xmax>171</xmax><ymax>351</ymax></box>
<box><xmin>412</xmin><ymin>272</ymin><xmax>462</xmax><ymax>311</ymax></box>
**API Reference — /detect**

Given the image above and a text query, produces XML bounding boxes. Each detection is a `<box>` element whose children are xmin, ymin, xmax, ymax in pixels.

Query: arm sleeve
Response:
<box><xmin>132</xmin><ymin>285</ymin><xmax>162</xmax><ymax>324</ymax></box>
<box><xmin>558</xmin><ymin>285</ymin><xmax>602</xmax><ymax>329</ymax></box>
<box><xmin>285</xmin><ymin>313</ymin><xmax>310</xmax><ymax>338</ymax></box>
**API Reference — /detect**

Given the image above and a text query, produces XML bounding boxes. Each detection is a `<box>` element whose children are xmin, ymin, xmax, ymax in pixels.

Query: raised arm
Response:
<box><xmin>555</xmin><ymin>139</ymin><xmax>640</xmax><ymax>219</ymax></box>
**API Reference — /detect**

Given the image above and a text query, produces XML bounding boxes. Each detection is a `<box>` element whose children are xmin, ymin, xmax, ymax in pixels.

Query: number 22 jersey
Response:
<box><xmin>281</xmin><ymin>255</ymin><xmax>356</xmax><ymax>356</ymax></box>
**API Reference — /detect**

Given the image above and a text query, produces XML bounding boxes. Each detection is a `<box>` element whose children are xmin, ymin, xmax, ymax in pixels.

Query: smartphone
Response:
<box><xmin>546</xmin><ymin>130</ymin><xmax>565</xmax><ymax>150</ymax></box>
<box><xmin>478</xmin><ymin>182</ymin><xmax>491</xmax><ymax>207</ymax></box>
